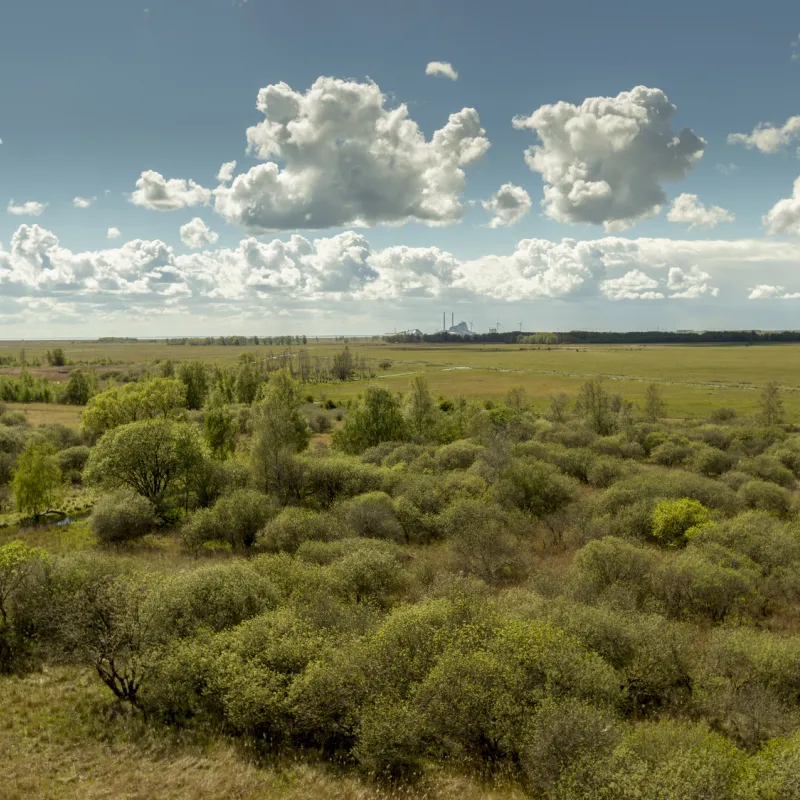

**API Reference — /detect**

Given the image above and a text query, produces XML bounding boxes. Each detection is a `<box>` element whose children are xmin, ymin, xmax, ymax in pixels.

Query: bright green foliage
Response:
<box><xmin>575</xmin><ymin>378</ymin><xmax>615</xmax><ymax>435</ymax></box>
<box><xmin>11</xmin><ymin>439</ymin><xmax>61</xmax><ymax>519</ymax></box>
<box><xmin>235</xmin><ymin>358</ymin><xmax>262</xmax><ymax>405</ymax></box>
<box><xmin>332</xmin><ymin>386</ymin><xmax>407</xmax><ymax>455</ymax></box>
<box><xmin>652</xmin><ymin>498</ymin><xmax>711</xmax><ymax>547</ymax></box>
<box><xmin>85</xmin><ymin>419</ymin><xmax>206</xmax><ymax>513</ymax></box>
<box><xmin>0</xmin><ymin>541</ymin><xmax>48</xmax><ymax>627</ymax></box>
<box><xmin>82</xmin><ymin>378</ymin><xmax>187</xmax><ymax>435</ymax></box>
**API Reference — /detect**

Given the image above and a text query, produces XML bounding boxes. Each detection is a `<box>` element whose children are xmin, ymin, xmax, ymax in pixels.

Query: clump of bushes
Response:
<box><xmin>90</xmin><ymin>489</ymin><xmax>157</xmax><ymax>544</ymax></box>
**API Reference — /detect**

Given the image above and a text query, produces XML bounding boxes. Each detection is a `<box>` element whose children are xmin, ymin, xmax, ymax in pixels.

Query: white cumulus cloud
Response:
<box><xmin>213</xmin><ymin>77</ymin><xmax>489</xmax><ymax>233</ymax></box>
<box><xmin>131</xmin><ymin>170</ymin><xmax>212</xmax><ymax>211</ymax></box>
<box><xmin>666</xmin><ymin>266</ymin><xmax>719</xmax><ymax>298</ymax></box>
<box><xmin>7</xmin><ymin>200</ymin><xmax>47</xmax><ymax>217</ymax></box>
<box><xmin>482</xmin><ymin>183</ymin><xmax>532</xmax><ymax>228</ymax></box>
<box><xmin>72</xmin><ymin>196</ymin><xmax>95</xmax><ymax>209</ymax></box>
<box><xmin>512</xmin><ymin>86</ymin><xmax>705</xmax><ymax>231</ymax></box>
<box><xmin>425</xmin><ymin>61</ymin><xmax>458</xmax><ymax>81</ymax></box>
<box><xmin>601</xmin><ymin>270</ymin><xmax>664</xmax><ymax>300</ymax></box>
<box><xmin>216</xmin><ymin>160</ymin><xmax>236</xmax><ymax>183</ymax></box>
<box><xmin>667</xmin><ymin>193</ymin><xmax>734</xmax><ymax>230</ymax></box>
<box><xmin>180</xmin><ymin>217</ymin><xmax>219</xmax><ymax>249</ymax></box>
<box><xmin>107</xmin><ymin>227</ymin><xmax>121</xmax><ymax>240</ymax></box>
<box><xmin>764</xmin><ymin>176</ymin><xmax>800</xmax><ymax>234</ymax></box>
<box><xmin>728</xmin><ymin>116</ymin><xmax>800</xmax><ymax>155</ymax></box>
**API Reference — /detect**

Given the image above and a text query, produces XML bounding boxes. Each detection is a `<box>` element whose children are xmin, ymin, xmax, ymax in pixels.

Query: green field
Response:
<box><xmin>4</xmin><ymin>339</ymin><xmax>800</xmax><ymax>422</ymax></box>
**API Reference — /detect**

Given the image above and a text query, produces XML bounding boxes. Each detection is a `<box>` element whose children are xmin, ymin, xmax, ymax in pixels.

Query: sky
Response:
<box><xmin>2</xmin><ymin>0</ymin><xmax>800</xmax><ymax>337</ymax></box>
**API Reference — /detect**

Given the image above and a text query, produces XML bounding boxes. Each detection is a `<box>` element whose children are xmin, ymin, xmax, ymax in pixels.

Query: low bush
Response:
<box><xmin>90</xmin><ymin>489</ymin><xmax>157</xmax><ymax>544</ymax></box>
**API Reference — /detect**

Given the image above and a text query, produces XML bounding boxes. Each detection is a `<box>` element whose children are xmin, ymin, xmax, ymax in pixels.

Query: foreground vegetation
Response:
<box><xmin>3</xmin><ymin>367</ymin><xmax>800</xmax><ymax>797</ymax></box>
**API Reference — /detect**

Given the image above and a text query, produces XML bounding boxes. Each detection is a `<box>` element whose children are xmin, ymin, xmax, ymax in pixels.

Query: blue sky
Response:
<box><xmin>1</xmin><ymin>0</ymin><xmax>800</xmax><ymax>336</ymax></box>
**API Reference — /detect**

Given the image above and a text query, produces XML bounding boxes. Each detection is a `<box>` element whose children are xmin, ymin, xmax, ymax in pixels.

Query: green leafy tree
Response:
<box><xmin>651</xmin><ymin>498</ymin><xmax>711</xmax><ymax>547</ymax></box>
<box><xmin>333</xmin><ymin>386</ymin><xmax>407</xmax><ymax>454</ymax></box>
<box><xmin>85</xmin><ymin>419</ymin><xmax>205</xmax><ymax>514</ymax></box>
<box><xmin>644</xmin><ymin>382</ymin><xmax>667</xmax><ymax>422</ymax></box>
<box><xmin>63</xmin><ymin>369</ymin><xmax>96</xmax><ymax>405</ymax></box>
<box><xmin>235</xmin><ymin>358</ymin><xmax>261</xmax><ymax>405</ymax></box>
<box><xmin>204</xmin><ymin>391</ymin><xmax>237</xmax><ymax>458</ymax></box>
<box><xmin>575</xmin><ymin>378</ymin><xmax>614</xmax><ymax>435</ymax></box>
<box><xmin>249</xmin><ymin>370</ymin><xmax>310</xmax><ymax>504</ymax></box>
<box><xmin>83</xmin><ymin>378</ymin><xmax>187</xmax><ymax>436</ymax></box>
<box><xmin>178</xmin><ymin>361</ymin><xmax>209</xmax><ymax>410</ymax></box>
<box><xmin>11</xmin><ymin>440</ymin><xmax>62</xmax><ymax>519</ymax></box>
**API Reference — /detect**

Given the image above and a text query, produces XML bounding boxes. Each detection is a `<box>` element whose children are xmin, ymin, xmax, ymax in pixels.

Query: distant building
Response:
<box><xmin>446</xmin><ymin>321</ymin><xmax>473</xmax><ymax>337</ymax></box>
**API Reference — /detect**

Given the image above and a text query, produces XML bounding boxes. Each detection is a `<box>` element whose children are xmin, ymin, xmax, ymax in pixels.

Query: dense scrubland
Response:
<box><xmin>3</xmin><ymin>359</ymin><xmax>800</xmax><ymax>798</ymax></box>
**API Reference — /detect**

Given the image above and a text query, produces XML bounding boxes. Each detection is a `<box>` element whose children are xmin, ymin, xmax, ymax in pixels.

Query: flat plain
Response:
<box><xmin>3</xmin><ymin>338</ymin><xmax>800</xmax><ymax>420</ymax></box>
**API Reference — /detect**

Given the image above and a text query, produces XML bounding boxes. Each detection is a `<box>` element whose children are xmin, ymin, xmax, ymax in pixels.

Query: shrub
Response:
<box><xmin>493</xmin><ymin>458</ymin><xmax>576</xmax><ymax>519</ymax></box>
<box><xmin>259</xmin><ymin>507</ymin><xmax>345</xmax><ymax>554</ymax></box>
<box><xmin>651</xmin><ymin>498</ymin><xmax>711</xmax><ymax>547</ymax></box>
<box><xmin>722</xmin><ymin>470</ymin><xmax>752</xmax><ymax>491</ymax></box>
<box><xmin>558</xmin><ymin>720</ymin><xmax>745</xmax><ymax>800</ymax></box>
<box><xmin>300</xmin><ymin>454</ymin><xmax>386</xmax><ymax>510</ymax></box>
<box><xmin>740</xmin><ymin>456</ymin><xmax>795</xmax><ymax>488</ymax></box>
<box><xmin>711</xmin><ymin>407</ymin><xmax>738</xmax><ymax>423</ymax></box>
<box><xmin>336</xmin><ymin>492</ymin><xmax>404</xmax><ymax>542</ymax></box>
<box><xmin>519</xmin><ymin>697</ymin><xmax>621</xmax><ymax>795</ymax></box>
<box><xmin>434</xmin><ymin>440</ymin><xmax>484</xmax><ymax>471</ymax></box>
<box><xmin>440</xmin><ymin>499</ymin><xmax>526</xmax><ymax>583</ymax></box>
<box><xmin>154</xmin><ymin>562</ymin><xmax>279</xmax><ymax>639</ymax></box>
<box><xmin>0</xmin><ymin>452</ymin><xmax>15</xmax><ymax>486</ymax></box>
<box><xmin>309</xmin><ymin>413</ymin><xmax>332</xmax><ymax>434</ymax></box>
<box><xmin>570</xmin><ymin>537</ymin><xmax>659</xmax><ymax>606</ymax></box>
<box><xmin>90</xmin><ymin>489</ymin><xmax>157</xmax><ymax>544</ymax></box>
<box><xmin>738</xmin><ymin>480</ymin><xmax>792</xmax><ymax>517</ymax></box>
<box><xmin>353</xmin><ymin>701</ymin><xmax>423</xmax><ymax>779</ymax></box>
<box><xmin>693</xmin><ymin>445</ymin><xmax>737</xmax><ymax>477</ymax></box>
<box><xmin>653</xmin><ymin>548</ymin><xmax>759</xmax><ymax>622</ymax></box>
<box><xmin>651</xmin><ymin>438</ymin><xmax>693</xmax><ymax>467</ymax></box>
<box><xmin>181</xmin><ymin>489</ymin><xmax>276</xmax><ymax>551</ymax></box>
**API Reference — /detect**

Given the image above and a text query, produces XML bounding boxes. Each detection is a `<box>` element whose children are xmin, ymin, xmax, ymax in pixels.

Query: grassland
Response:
<box><xmin>5</xmin><ymin>338</ymin><xmax>800</xmax><ymax>422</ymax></box>
<box><xmin>0</xmin><ymin>667</ymin><xmax>524</xmax><ymax>800</ymax></box>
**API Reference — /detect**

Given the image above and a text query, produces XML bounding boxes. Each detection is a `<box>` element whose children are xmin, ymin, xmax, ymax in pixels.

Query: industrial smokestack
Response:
<box><xmin>443</xmin><ymin>312</ymin><xmax>446</xmax><ymax>332</ymax></box>
<box><xmin>451</xmin><ymin>312</ymin><xmax>454</xmax><ymax>328</ymax></box>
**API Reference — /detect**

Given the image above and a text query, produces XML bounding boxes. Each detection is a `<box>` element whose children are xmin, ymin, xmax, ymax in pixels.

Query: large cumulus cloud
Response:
<box><xmin>513</xmin><ymin>86</ymin><xmax>705</xmax><ymax>231</ymax></box>
<box><xmin>211</xmin><ymin>77</ymin><xmax>490</xmax><ymax>232</ymax></box>
<box><xmin>6</xmin><ymin>224</ymin><xmax>800</xmax><ymax>327</ymax></box>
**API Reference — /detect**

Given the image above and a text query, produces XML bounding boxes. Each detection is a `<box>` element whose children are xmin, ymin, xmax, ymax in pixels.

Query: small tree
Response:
<box><xmin>331</xmin><ymin>347</ymin><xmax>354</xmax><ymax>381</ymax></box>
<box><xmin>63</xmin><ymin>369</ymin><xmax>96</xmax><ymax>405</ymax></box>
<box><xmin>11</xmin><ymin>440</ymin><xmax>61</xmax><ymax>519</ymax></box>
<box><xmin>249</xmin><ymin>370</ymin><xmax>310</xmax><ymax>504</ymax></box>
<box><xmin>505</xmin><ymin>386</ymin><xmax>529</xmax><ymax>411</ymax></box>
<box><xmin>332</xmin><ymin>386</ymin><xmax>407</xmax><ymax>455</ymax></box>
<box><xmin>643</xmin><ymin>382</ymin><xmax>667</xmax><ymax>422</ymax></box>
<box><xmin>548</xmin><ymin>393</ymin><xmax>570</xmax><ymax>423</ymax></box>
<box><xmin>575</xmin><ymin>378</ymin><xmax>614</xmax><ymax>435</ymax></box>
<box><xmin>759</xmin><ymin>381</ymin><xmax>784</xmax><ymax>426</ymax></box>
<box><xmin>204</xmin><ymin>392</ymin><xmax>237</xmax><ymax>458</ymax></box>
<box><xmin>404</xmin><ymin>376</ymin><xmax>437</xmax><ymax>440</ymax></box>
<box><xmin>178</xmin><ymin>361</ymin><xmax>209</xmax><ymax>410</ymax></box>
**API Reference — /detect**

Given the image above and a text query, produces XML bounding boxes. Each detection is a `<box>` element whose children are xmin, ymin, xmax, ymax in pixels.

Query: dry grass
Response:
<box><xmin>0</xmin><ymin>667</ymin><xmax>527</xmax><ymax>800</ymax></box>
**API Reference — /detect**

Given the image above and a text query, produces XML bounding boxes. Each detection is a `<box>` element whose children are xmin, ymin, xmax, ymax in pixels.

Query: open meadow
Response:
<box><xmin>4</xmin><ymin>338</ymin><xmax>800</xmax><ymax>423</ymax></box>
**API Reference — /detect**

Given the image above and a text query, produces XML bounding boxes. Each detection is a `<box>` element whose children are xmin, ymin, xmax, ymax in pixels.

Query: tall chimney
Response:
<box><xmin>451</xmin><ymin>312</ymin><xmax>454</xmax><ymax>328</ymax></box>
<box><xmin>443</xmin><ymin>312</ymin><xmax>446</xmax><ymax>332</ymax></box>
